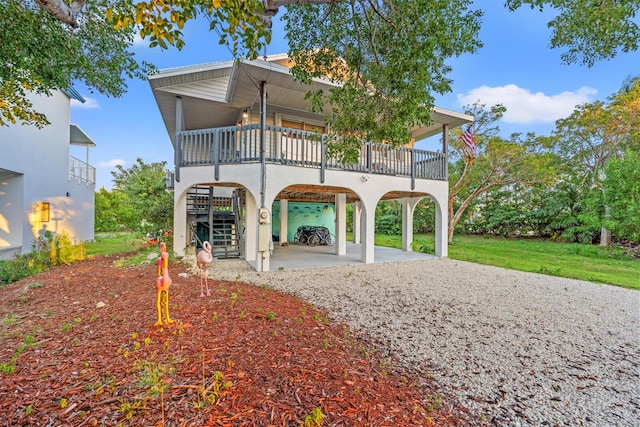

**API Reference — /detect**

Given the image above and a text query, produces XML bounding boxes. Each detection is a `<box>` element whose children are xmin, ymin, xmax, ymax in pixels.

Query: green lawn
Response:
<box><xmin>363</xmin><ymin>233</ymin><xmax>639</xmax><ymax>291</ymax></box>
<box><xmin>83</xmin><ymin>232</ymin><xmax>147</xmax><ymax>256</ymax></box>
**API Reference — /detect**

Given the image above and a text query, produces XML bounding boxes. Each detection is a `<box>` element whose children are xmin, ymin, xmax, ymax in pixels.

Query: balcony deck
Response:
<box><xmin>176</xmin><ymin>124</ymin><xmax>447</xmax><ymax>184</ymax></box>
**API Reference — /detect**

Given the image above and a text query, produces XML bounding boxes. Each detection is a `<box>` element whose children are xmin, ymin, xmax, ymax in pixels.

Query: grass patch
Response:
<box><xmin>355</xmin><ymin>233</ymin><xmax>639</xmax><ymax>291</ymax></box>
<box><xmin>447</xmin><ymin>235</ymin><xmax>639</xmax><ymax>291</ymax></box>
<box><xmin>84</xmin><ymin>233</ymin><xmax>147</xmax><ymax>256</ymax></box>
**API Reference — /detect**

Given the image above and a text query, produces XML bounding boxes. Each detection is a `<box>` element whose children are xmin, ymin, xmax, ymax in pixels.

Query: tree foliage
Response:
<box><xmin>283</xmin><ymin>0</ymin><xmax>482</xmax><ymax>147</ymax></box>
<box><xmin>108</xmin><ymin>158</ymin><xmax>174</xmax><ymax>233</ymax></box>
<box><xmin>0</xmin><ymin>0</ymin><xmax>153</xmax><ymax>127</ymax></box>
<box><xmin>506</xmin><ymin>0</ymin><xmax>640</xmax><ymax>67</ymax></box>
<box><xmin>95</xmin><ymin>187</ymin><xmax>138</xmax><ymax>232</ymax></box>
<box><xmin>5</xmin><ymin>0</ymin><xmax>638</xmax><ymax>130</ymax></box>
<box><xmin>448</xmin><ymin>131</ymin><xmax>557</xmax><ymax>241</ymax></box>
<box><xmin>443</xmin><ymin>102</ymin><xmax>557</xmax><ymax>241</ymax></box>
<box><xmin>446</xmin><ymin>79</ymin><xmax>639</xmax><ymax>245</ymax></box>
<box><xmin>553</xmin><ymin>77</ymin><xmax>640</xmax><ymax>187</ymax></box>
<box><xmin>600</xmin><ymin>149</ymin><xmax>640</xmax><ymax>244</ymax></box>
<box><xmin>105</xmin><ymin>0</ymin><xmax>271</xmax><ymax>55</ymax></box>
<box><xmin>549</xmin><ymin>77</ymin><xmax>640</xmax><ymax>243</ymax></box>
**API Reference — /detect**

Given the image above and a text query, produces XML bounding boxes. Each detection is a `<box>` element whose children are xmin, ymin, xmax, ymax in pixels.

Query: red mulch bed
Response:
<box><xmin>0</xmin><ymin>254</ymin><xmax>477</xmax><ymax>426</ymax></box>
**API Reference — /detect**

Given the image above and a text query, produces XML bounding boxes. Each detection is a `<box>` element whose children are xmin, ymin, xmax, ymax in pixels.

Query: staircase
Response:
<box><xmin>187</xmin><ymin>186</ymin><xmax>244</xmax><ymax>258</ymax></box>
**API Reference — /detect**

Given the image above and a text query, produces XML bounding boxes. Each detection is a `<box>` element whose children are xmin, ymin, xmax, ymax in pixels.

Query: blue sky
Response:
<box><xmin>69</xmin><ymin>4</ymin><xmax>638</xmax><ymax>190</ymax></box>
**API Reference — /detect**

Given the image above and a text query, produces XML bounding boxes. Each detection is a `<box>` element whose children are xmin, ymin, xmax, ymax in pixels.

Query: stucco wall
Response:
<box><xmin>0</xmin><ymin>90</ymin><xmax>95</xmax><ymax>257</ymax></box>
<box><xmin>271</xmin><ymin>202</ymin><xmax>336</xmax><ymax>242</ymax></box>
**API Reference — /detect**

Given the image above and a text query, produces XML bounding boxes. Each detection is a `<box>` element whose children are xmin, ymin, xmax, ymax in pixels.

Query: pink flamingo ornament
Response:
<box><xmin>197</xmin><ymin>241</ymin><xmax>213</xmax><ymax>297</ymax></box>
<box><xmin>154</xmin><ymin>245</ymin><xmax>174</xmax><ymax>326</ymax></box>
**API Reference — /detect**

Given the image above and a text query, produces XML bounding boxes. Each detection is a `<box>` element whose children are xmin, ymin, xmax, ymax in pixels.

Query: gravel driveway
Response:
<box><xmin>205</xmin><ymin>257</ymin><xmax>640</xmax><ymax>426</ymax></box>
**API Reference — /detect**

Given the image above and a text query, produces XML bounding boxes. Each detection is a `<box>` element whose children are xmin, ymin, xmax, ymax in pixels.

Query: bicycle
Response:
<box><xmin>307</xmin><ymin>227</ymin><xmax>335</xmax><ymax>246</ymax></box>
<box><xmin>293</xmin><ymin>225</ymin><xmax>334</xmax><ymax>246</ymax></box>
<box><xmin>293</xmin><ymin>225</ymin><xmax>313</xmax><ymax>245</ymax></box>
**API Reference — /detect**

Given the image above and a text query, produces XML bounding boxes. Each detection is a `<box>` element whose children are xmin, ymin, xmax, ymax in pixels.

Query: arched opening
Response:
<box><xmin>273</xmin><ymin>184</ymin><xmax>359</xmax><ymax>252</ymax></box>
<box><xmin>182</xmin><ymin>182</ymin><xmax>249</xmax><ymax>259</ymax></box>
<box><xmin>411</xmin><ymin>196</ymin><xmax>438</xmax><ymax>254</ymax></box>
<box><xmin>371</xmin><ymin>191</ymin><xmax>436</xmax><ymax>255</ymax></box>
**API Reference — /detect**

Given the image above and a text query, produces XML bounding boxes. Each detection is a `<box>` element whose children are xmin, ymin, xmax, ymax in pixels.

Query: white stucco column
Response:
<box><xmin>173</xmin><ymin>190</ymin><xmax>188</xmax><ymax>257</ymax></box>
<box><xmin>434</xmin><ymin>200</ymin><xmax>448</xmax><ymax>257</ymax></box>
<box><xmin>352</xmin><ymin>201</ymin><xmax>361</xmax><ymax>243</ymax></box>
<box><xmin>334</xmin><ymin>193</ymin><xmax>346</xmax><ymax>255</ymax></box>
<box><xmin>360</xmin><ymin>202</ymin><xmax>375</xmax><ymax>264</ymax></box>
<box><xmin>401</xmin><ymin>197</ymin><xmax>421</xmax><ymax>252</ymax></box>
<box><xmin>245</xmin><ymin>196</ymin><xmax>257</xmax><ymax>264</ymax></box>
<box><xmin>257</xmin><ymin>219</ymin><xmax>271</xmax><ymax>272</ymax></box>
<box><xmin>279</xmin><ymin>199</ymin><xmax>288</xmax><ymax>245</ymax></box>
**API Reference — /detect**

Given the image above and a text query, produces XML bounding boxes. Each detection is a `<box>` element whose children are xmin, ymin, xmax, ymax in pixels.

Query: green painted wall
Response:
<box><xmin>271</xmin><ymin>202</ymin><xmax>335</xmax><ymax>241</ymax></box>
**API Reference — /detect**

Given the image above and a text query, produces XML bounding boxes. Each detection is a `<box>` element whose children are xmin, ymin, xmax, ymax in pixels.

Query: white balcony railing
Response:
<box><xmin>177</xmin><ymin>124</ymin><xmax>447</xmax><ymax>187</ymax></box>
<box><xmin>70</xmin><ymin>156</ymin><xmax>96</xmax><ymax>184</ymax></box>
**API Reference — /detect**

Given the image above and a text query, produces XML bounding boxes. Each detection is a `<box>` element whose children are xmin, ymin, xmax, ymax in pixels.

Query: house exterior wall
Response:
<box><xmin>0</xmin><ymin>90</ymin><xmax>95</xmax><ymax>260</ymax></box>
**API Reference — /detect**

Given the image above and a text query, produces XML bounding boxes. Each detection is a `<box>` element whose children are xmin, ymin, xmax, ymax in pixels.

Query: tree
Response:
<box><xmin>506</xmin><ymin>0</ymin><xmax>640</xmax><ymax>67</ymax></box>
<box><xmin>6</xmin><ymin>1</ymin><xmax>638</xmax><ymax>133</ymax></box>
<box><xmin>552</xmin><ymin>77</ymin><xmax>639</xmax><ymax>244</ymax></box>
<box><xmin>446</xmin><ymin>103</ymin><xmax>557</xmax><ymax>241</ymax></box>
<box><xmin>554</xmin><ymin>78</ymin><xmax>639</xmax><ymax>185</ymax></box>
<box><xmin>282</xmin><ymin>1</ymin><xmax>482</xmax><ymax>148</ymax></box>
<box><xmin>111</xmin><ymin>158</ymin><xmax>174</xmax><ymax>234</ymax></box>
<box><xmin>0</xmin><ymin>0</ymin><xmax>153</xmax><ymax>127</ymax></box>
<box><xmin>600</xmin><ymin>149</ymin><xmax>640</xmax><ymax>244</ymax></box>
<box><xmin>95</xmin><ymin>187</ymin><xmax>138</xmax><ymax>231</ymax></box>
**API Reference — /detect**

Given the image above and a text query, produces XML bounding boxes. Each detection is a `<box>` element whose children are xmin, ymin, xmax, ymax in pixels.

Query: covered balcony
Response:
<box><xmin>177</xmin><ymin>123</ymin><xmax>447</xmax><ymax>187</ymax></box>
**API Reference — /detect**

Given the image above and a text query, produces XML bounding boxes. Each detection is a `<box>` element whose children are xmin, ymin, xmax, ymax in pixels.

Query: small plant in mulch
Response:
<box><xmin>134</xmin><ymin>359</ymin><xmax>175</xmax><ymax>397</ymax></box>
<box><xmin>302</xmin><ymin>407</ymin><xmax>324</xmax><ymax>427</ymax></box>
<box><xmin>0</xmin><ymin>330</ymin><xmax>39</xmax><ymax>373</ymax></box>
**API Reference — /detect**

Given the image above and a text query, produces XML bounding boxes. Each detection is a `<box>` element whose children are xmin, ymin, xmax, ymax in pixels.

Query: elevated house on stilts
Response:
<box><xmin>149</xmin><ymin>54</ymin><xmax>473</xmax><ymax>272</ymax></box>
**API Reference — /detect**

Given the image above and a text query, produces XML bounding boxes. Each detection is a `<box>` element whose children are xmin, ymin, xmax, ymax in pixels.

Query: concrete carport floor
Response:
<box><xmin>258</xmin><ymin>241</ymin><xmax>435</xmax><ymax>271</ymax></box>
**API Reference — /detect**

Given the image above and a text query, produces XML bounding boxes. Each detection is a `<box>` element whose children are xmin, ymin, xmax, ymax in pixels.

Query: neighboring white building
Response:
<box><xmin>150</xmin><ymin>54</ymin><xmax>473</xmax><ymax>272</ymax></box>
<box><xmin>0</xmin><ymin>89</ymin><xmax>96</xmax><ymax>260</ymax></box>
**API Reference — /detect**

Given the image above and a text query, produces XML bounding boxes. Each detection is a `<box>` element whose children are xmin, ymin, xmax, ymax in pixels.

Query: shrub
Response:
<box><xmin>0</xmin><ymin>252</ymin><xmax>51</xmax><ymax>286</ymax></box>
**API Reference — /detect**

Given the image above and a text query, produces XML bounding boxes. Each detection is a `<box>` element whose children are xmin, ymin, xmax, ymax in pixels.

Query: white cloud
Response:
<box><xmin>71</xmin><ymin>97</ymin><xmax>100</xmax><ymax>109</ymax></box>
<box><xmin>98</xmin><ymin>159</ymin><xmax>125</xmax><ymax>168</ymax></box>
<box><xmin>457</xmin><ymin>84</ymin><xmax>598</xmax><ymax>124</ymax></box>
<box><xmin>133</xmin><ymin>32</ymin><xmax>146</xmax><ymax>46</ymax></box>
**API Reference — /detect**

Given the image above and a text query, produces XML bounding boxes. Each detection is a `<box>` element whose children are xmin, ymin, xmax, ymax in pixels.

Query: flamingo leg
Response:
<box><xmin>204</xmin><ymin>267</ymin><xmax>211</xmax><ymax>296</ymax></box>
<box><xmin>163</xmin><ymin>290</ymin><xmax>174</xmax><ymax>324</ymax></box>
<box><xmin>200</xmin><ymin>267</ymin><xmax>206</xmax><ymax>297</ymax></box>
<box><xmin>155</xmin><ymin>289</ymin><xmax>163</xmax><ymax>326</ymax></box>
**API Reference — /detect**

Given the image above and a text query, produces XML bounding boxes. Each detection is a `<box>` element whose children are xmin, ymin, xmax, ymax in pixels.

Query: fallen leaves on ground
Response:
<box><xmin>0</xmin><ymin>254</ymin><xmax>477</xmax><ymax>426</ymax></box>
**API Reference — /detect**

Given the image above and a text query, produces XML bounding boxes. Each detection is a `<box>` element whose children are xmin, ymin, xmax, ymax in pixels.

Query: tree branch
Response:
<box><xmin>35</xmin><ymin>0</ymin><xmax>85</xmax><ymax>28</ymax></box>
<box><xmin>261</xmin><ymin>0</ymin><xmax>335</xmax><ymax>27</ymax></box>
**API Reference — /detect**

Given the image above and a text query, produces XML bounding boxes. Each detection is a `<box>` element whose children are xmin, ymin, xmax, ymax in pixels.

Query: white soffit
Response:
<box><xmin>70</xmin><ymin>124</ymin><xmax>96</xmax><ymax>146</ymax></box>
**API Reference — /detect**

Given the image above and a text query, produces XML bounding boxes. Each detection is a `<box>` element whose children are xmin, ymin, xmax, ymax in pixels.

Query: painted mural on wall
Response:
<box><xmin>271</xmin><ymin>202</ymin><xmax>335</xmax><ymax>241</ymax></box>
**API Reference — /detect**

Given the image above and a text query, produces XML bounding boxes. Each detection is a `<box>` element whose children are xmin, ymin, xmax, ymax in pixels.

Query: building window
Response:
<box><xmin>34</xmin><ymin>202</ymin><xmax>50</xmax><ymax>222</ymax></box>
<box><xmin>281</xmin><ymin>119</ymin><xmax>325</xmax><ymax>134</ymax></box>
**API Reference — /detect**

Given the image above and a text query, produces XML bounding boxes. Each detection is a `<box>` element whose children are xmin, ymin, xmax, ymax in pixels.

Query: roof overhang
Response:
<box><xmin>225</xmin><ymin>58</ymin><xmax>339</xmax><ymax>110</ymax></box>
<box><xmin>64</xmin><ymin>87</ymin><xmax>86</xmax><ymax>103</ymax></box>
<box><xmin>149</xmin><ymin>55</ymin><xmax>473</xmax><ymax>145</ymax></box>
<box><xmin>70</xmin><ymin>124</ymin><xmax>96</xmax><ymax>147</ymax></box>
<box><xmin>411</xmin><ymin>107</ymin><xmax>475</xmax><ymax>140</ymax></box>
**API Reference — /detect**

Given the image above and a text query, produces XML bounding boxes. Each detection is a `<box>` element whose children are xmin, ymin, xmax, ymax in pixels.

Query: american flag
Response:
<box><xmin>460</xmin><ymin>124</ymin><xmax>475</xmax><ymax>151</ymax></box>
